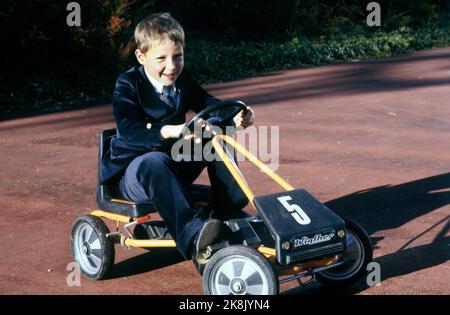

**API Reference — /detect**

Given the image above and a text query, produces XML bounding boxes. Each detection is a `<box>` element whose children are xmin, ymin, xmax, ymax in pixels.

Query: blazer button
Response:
<box><xmin>146</xmin><ymin>123</ymin><xmax>152</xmax><ymax>129</ymax></box>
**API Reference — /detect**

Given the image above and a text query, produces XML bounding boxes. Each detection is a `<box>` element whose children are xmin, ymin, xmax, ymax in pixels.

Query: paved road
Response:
<box><xmin>1</xmin><ymin>47</ymin><xmax>449</xmax><ymax>294</ymax></box>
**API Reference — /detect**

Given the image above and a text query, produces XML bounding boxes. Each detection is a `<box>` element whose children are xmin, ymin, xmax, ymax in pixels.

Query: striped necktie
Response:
<box><xmin>160</xmin><ymin>85</ymin><xmax>177</xmax><ymax>110</ymax></box>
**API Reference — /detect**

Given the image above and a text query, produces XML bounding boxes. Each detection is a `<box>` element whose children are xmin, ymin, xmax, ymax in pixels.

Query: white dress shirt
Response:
<box><xmin>144</xmin><ymin>68</ymin><xmax>179</xmax><ymax>106</ymax></box>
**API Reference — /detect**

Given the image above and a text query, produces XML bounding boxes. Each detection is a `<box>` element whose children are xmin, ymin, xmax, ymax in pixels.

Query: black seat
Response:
<box><xmin>96</xmin><ymin>128</ymin><xmax>212</xmax><ymax>218</ymax></box>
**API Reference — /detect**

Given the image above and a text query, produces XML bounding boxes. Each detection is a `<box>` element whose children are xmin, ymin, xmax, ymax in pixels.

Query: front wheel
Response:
<box><xmin>203</xmin><ymin>245</ymin><xmax>279</xmax><ymax>295</ymax></box>
<box><xmin>316</xmin><ymin>218</ymin><xmax>373</xmax><ymax>287</ymax></box>
<box><xmin>71</xmin><ymin>215</ymin><xmax>115</xmax><ymax>280</ymax></box>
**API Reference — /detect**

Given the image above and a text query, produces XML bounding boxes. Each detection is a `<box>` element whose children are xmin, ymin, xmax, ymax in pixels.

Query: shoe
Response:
<box><xmin>191</xmin><ymin>219</ymin><xmax>223</xmax><ymax>260</ymax></box>
<box><xmin>195</xmin><ymin>205</ymin><xmax>214</xmax><ymax>220</ymax></box>
<box><xmin>137</xmin><ymin>221</ymin><xmax>172</xmax><ymax>239</ymax></box>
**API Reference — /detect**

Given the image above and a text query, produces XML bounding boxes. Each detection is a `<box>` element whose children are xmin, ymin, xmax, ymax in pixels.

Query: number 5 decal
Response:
<box><xmin>277</xmin><ymin>196</ymin><xmax>311</xmax><ymax>225</ymax></box>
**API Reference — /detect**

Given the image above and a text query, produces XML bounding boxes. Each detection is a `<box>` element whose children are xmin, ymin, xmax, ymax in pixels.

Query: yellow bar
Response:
<box><xmin>124</xmin><ymin>238</ymin><xmax>177</xmax><ymax>248</ymax></box>
<box><xmin>212</xmin><ymin>137</ymin><xmax>255</xmax><ymax>205</ymax></box>
<box><xmin>257</xmin><ymin>246</ymin><xmax>276</xmax><ymax>258</ymax></box>
<box><xmin>91</xmin><ymin>210</ymin><xmax>131</xmax><ymax>223</ymax></box>
<box><xmin>211</xmin><ymin>135</ymin><xmax>295</xmax><ymax>207</ymax></box>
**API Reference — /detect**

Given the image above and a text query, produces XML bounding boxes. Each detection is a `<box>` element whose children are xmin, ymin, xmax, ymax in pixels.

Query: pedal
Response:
<box><xmin>225</xmin><ymin>219</ymin><xmax>261</xmax><ymax>248</ymax></box>
<box><xmin>140</xmin><ymin>221</ymin><xmax>173</xmax><ymax>240</ymax></box>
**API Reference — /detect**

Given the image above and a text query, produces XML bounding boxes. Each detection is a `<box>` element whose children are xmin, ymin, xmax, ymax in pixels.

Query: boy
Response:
<box><xmin>100</xmin><ymin>13</ymin><xmax>255</xmax><ymax>260</ymax></box>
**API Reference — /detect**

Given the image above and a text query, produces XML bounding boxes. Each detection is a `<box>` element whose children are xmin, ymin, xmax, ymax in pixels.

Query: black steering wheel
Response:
<box><xmin>181</xmin><ymin>100</ymin><xmax>249</xmax><ymax>138</ymax></box>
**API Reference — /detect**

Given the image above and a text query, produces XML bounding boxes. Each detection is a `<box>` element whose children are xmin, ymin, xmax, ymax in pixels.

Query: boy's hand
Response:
<box><xmin>233</xmin><ymin>106</ymin><xmax>255</xmax><ymax>129</ymax></box>
<box><xmin>186</xmin><ymin>119</ymin><xmax>212</xmax><ymax>144</ymax></box>
<box><xmin>160</xmin><ymin>119</ymin><xmax>212</xmax><ymax>144</ymax></box>
<box><xmin>160</xmin><ymin>123</ymin><xmax>185</xmax><ymax>139</ymax></box>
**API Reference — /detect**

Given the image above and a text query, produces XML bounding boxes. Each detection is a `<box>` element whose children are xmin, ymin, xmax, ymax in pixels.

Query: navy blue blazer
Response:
<box><xmin>100</xmin><ymin>66</ymin><xmax>227</xmax><ymax>184</ymax></box>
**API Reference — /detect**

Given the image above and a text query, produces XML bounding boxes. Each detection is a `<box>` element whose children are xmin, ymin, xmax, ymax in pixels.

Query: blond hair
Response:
<box><xmin>134</xmin><ymin>13</ymin><xmax>185</xmax><ymax>53</ymax></box>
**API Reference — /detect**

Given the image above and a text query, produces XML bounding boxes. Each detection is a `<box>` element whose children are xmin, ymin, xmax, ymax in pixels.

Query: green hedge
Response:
<box><xmin>1</xmin><ymin>27</ymin><xmax>449</xmax><ymax>114</ymax></box>
<box><xmin>186</xmin><ymin>27</ymin><xmax>450</xmax><ymax>83</ymax></box>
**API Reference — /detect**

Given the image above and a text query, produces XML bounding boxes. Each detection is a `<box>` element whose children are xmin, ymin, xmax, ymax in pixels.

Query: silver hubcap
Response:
<box><xmin>320</xmin><ymin>230</ymin><xmax>365</xmax><ymax>280</ymax></box>
<box><xmin>210</xmin><ymin>256</ymin><xmax>269</xmax><ymax>295</ymax></box>
<box><xmin>73</xmin><ymin>223</ymin><xmax>103</xmax><ymax>275</ymax></box>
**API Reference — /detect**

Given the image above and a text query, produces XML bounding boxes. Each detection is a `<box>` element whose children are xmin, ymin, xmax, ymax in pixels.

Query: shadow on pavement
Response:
<box><xmin>325</xmin><ymin>172</ymin><xmax>450</xmax><ymax>236</ymax></box>
<box><xmin>374</xmin><ymin>235</ymin><xmax>449</xmax><ymax>282</ymax></box>
<box><xmin>332</xmin><ymin>173</ymin><xmax>449</xmax><ymax>292</ymax></box>
<box><xmin>284</xmin><ymin>172</ymin><xmax>449</xmax><ymax>294</ymax></box>
<box><xmin>105</xmin><ymin>248</ymin><xmax>185</xmax><ymax>280</ymax></box>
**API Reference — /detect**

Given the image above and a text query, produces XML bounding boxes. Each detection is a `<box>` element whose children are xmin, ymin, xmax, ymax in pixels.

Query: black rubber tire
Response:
<box><xmin>70</xmin><ymin>215</ymin><xmax>115</xmax><ymax>280</ymax></box>
<box><xmin>193</xmin><ymin>259</ymin><xmax>206</xmax><ymax>275</ymax></box>
<box><xmin>316</xmin><ymin>218</ymin><xmax>373</xmax><ymax>287</ymax></box>
<box><xmin>203</xmin><ymin>245</ymin><xmax>279</xmax><ymax>295</ymax></box>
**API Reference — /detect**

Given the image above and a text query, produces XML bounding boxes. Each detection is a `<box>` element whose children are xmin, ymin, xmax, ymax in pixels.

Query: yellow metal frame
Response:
<box><xmin>90</xmin><ymin>210</ymin><xmax>177</xmax><ymax>248</ymax></box>
<box><xmin>124</xmin><ymin>239</ymin><xmax>177</xmax><ymax>248</ymax></box>
<box><xmin>91</xmin><ymin>210</ymin><xmax>132</xmax><ymax>224</ymax></box>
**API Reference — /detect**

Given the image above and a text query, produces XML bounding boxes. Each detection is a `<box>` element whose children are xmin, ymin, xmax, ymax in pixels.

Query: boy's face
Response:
<box><xmin>135</xmin><ymin>39</ymin><xmax>184</xmax><ymax>86</ymax></box>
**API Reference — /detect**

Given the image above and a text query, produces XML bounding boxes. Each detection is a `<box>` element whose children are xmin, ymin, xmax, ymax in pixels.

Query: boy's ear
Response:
<box><xmin>135</xmin><ymin>49</ymin><xmax>146</xmax><ymax>65</ymax></box>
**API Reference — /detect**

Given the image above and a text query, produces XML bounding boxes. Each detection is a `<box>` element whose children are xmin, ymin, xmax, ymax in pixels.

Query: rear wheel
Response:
<box><xmin>71</xmin><ymin>215</ymin><xmax>115</xmax><ymax>280</ymax></box>
<box><xmin>316</xmin><ymin>218</ymin><xmax>372</xmax><ymax>287</ymax></box>
<box><xmin>203</xmin><ymin>245</ymin><xmax>279</xmax><ymax>295</ymax></box>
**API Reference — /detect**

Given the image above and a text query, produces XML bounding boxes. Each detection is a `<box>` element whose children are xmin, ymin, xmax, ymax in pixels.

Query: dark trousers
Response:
<box><xmin>118</xmin><ymin>151</ymin><xmax>248</xmax><ymax>259</ymax></box>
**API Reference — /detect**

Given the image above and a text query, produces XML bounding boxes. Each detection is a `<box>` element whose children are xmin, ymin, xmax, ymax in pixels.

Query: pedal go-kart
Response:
<box><xmin>71</xmin><ymin>100</ymin><xmax>373</xmax><ymax>295</ymax></box>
